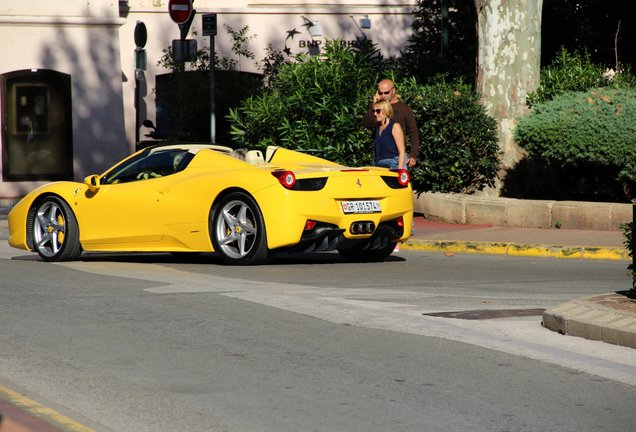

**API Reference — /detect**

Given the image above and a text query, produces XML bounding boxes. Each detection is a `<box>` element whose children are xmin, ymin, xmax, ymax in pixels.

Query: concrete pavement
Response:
<box><xmin>1</xmin><ymin>202</ymin><xmax>635</xmax><ymax>349</ymax></box>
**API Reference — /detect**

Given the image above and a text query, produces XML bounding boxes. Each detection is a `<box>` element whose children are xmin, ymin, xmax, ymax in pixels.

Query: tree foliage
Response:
<box><xmin>541</xmin><ymin>0</ymin><xmax>636</xmax><ymax>70</ymax></box>
<box><xmin>400</xmin><ymin>0</ymin><xmax>477</xmax><ymax>84</ymax></box>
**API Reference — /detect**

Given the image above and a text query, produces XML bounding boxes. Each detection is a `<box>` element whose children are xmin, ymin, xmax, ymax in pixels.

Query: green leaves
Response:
<box><xmin>526</xmin><ymin>48</ymin><xmax>636</xmax><ymax>107</ymax></box>
<box><xmin>516</xmin><ymin>87</ymin><xmax>636</xmax><ymax>200</ymax></box>
<box><xmin>229</xmin><ymin>40</ymin><xmax>379</xmax><ymax>163</ymax></box>
<box><xmin>517</xmin><ymin>88</ymin><xmax>636</xmax><ymax>165</ymax></box>
<box><xmin>399</xmin><ymin>78</ymin><xmax>500</xmax><ymax>193</ymax></box>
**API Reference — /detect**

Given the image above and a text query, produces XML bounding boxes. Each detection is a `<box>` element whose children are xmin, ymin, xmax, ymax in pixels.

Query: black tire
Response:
<box><xmin>338</xmin><ymin>241</ymin><xmax>397</xmax><ymax>262</ymax></box>
<box><xmin>210</xmin><ymin>192</ymin><xmax>270</xmax><ymax>265</ymax></box>
<box><xmin>32</xmin><ymin>196</ymin><xmax>82</xmax><ymax>262</ymax></box>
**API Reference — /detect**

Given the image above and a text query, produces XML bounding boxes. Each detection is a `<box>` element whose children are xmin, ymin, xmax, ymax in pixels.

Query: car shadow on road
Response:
<box><xmin>10</xmin><ymin>251</ymin><xmax>407</xmax><ymax>265</ymax></box>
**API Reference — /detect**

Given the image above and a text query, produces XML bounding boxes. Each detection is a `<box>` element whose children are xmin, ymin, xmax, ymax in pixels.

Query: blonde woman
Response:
<box><xmin>372</xmin><ymin>99</ymin><xmax>406</xmax><ymax>170</ymax></box>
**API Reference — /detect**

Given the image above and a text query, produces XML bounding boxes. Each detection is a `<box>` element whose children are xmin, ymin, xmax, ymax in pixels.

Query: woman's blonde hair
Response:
<box><xmin>373</xmin><ymin>99</ymin><xmax>394</xmax><ymax>118</ymax></box>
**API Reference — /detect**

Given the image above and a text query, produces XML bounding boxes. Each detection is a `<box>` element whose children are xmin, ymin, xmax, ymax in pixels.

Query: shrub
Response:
<box><xmin>229</xmin><ymin>40</ymin><xmax>381</xmax><ymax>166</ymax></box>
<box><xmin>398</xmin><ymin>78</ymin><xmax>500</xmax><ymax>193</ymax></box>
<box><xmin>515</xmin><ymin>87</ymin><xmax>636</xmax><ymax>200</ymax></box>
<box><xmin>527</xmin><ymin>48</ymin><xmax>636</xmax><ymax>107</ymax></box>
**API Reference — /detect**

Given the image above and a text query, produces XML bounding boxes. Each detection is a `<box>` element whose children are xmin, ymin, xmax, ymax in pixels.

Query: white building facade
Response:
<box><xmin>0</xmin><ymin>0</ymin><xmax>416</xmax><ymax>200</ymax></box>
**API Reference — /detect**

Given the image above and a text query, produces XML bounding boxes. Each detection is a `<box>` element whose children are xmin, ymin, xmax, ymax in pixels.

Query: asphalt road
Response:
<box><xmin>1</xmin><ymin>243</ymin><xmax>635</xmax><ymax>431</ymax></box>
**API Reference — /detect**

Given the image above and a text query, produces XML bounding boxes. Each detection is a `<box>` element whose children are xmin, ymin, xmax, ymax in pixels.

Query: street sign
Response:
<box><xmin>203</xmin><ymin>14</ymin><xmax>216</xmax><ymax>36</ymax></box>
<box><xmin>172</xmin><ymin>39</ymin><xmax>197</xmax><ymax>62</ymax></box>
<box><xmin>135</xmin><ymin>48</ymin><xmax>147</xmax><ymax>71</ymax></box>
<box><xmin>202</xmin><ymin>13</ymin><xmax>217</xmax><ymax>36</ymax></box>
<box><xmin>168</xmin><ymin>0</ymin><xmax>193</xmax><ymax>25</ymax></box>
<box><xmin>134</xmin><ymin>21</ymin><xmax>147</xmax><ymax>48</ymax></box>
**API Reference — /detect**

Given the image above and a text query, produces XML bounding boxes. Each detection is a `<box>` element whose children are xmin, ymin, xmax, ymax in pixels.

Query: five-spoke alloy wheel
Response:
<box><xmin>32</xmin><ymin>197</ymin><xmax>82</xmax><ymax>261</ymax></box>
<box><xmin>210</xmin><ymin>192</ymin><xmax>269</xmax><ymax>265</ymax></box>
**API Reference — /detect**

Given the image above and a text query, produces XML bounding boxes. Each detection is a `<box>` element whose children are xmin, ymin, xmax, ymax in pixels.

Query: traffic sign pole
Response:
<box><xmin>203</xmin><ymin>14</ymin><xmax>217</xmax><ymax>143</ymax></box>
<box><xmin>168</xmin><ymin>1</ymin><xmax>195</xmax><ymax>135</ymax></box>
<box><xmin>134</xmin><ymin>21</ymin><xmax>147</xmax><ymax>147</ymax></box>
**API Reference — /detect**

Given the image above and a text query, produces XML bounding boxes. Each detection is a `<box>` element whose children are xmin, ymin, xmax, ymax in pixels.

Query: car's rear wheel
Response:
<box><xmin>210</xmin><ymin>192</ymin><xmax>270</xmax><ymax>265</ymax></box>
<box><xmin>338</xmin><ymin>241</ymin><xmax>397</xmax><ymax>262</ymax></box>
<box><xmin>32</xmin><ymin>197</ymin><xmax>82</xmax><ymax>262</ymax></box>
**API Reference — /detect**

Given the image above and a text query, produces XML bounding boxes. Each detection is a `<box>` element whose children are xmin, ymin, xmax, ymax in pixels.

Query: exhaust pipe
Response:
<box><xmin>350</xmin><ymin>221</ymin><xmax>376</xmax><ymax>234</ymax></box>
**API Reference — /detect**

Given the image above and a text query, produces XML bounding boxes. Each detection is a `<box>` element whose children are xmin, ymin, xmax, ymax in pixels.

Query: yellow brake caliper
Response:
<box><xmin>57</xmin><ymin>214</ymin><xmax>65</xmax><ymax>244</ymax></box>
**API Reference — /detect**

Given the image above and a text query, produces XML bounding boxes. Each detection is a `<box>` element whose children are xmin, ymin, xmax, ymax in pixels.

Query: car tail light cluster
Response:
<box><xmin>272</xmin><ymin>171</ymin><xmax>328</xmax><ymax>191</ymax></box>
<box><xmin>272</xmin><ymin>170</ymin><xmax>296</xmax><ymax>189</ymax></box>
<box><xmin>381</xmin><ymin>169</ymin><xmax>410</xmax><ymax>189</ymax></box>
<box><xmin>397</xmin><ymin>169</ymin><xmax>410</xmax><ymax>186</ymax></box>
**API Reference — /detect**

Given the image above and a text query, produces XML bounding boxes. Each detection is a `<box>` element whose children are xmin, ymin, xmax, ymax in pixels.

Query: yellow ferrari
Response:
<box><xmin>8</xmin><ymin>144</ymin><xmax>413</xmax><ymax>264</ymax></box>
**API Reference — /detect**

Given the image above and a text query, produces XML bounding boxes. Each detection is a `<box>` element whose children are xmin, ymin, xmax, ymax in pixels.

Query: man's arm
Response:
<box><xmin>362</xmin><ymin>106</ymin><xmax>376</xmax><ymax>129</ymax></box>
<box><xmin>404</xmin><ymin>106</ymin><xmax>420</xmax><ymax>160</ymax></box>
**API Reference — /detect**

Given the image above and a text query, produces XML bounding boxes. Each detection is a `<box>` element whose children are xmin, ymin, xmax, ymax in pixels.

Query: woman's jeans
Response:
<box><xmin>374</xmin><ymin>156</ymin><xmax>401</xmax><ymax>170</ymax></box>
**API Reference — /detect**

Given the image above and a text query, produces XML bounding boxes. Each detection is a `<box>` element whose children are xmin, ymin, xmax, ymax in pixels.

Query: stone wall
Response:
<box><xmin>414</xmin><ymin>192</ymin><xmax>633</xmax><ymax>231</ymax></box>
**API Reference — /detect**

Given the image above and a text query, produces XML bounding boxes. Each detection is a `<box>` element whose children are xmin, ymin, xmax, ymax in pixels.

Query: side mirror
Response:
<box><xmin>84</xmin><ymin>175</ymin><xmax>100</xmax><ymax>191</ymax></box>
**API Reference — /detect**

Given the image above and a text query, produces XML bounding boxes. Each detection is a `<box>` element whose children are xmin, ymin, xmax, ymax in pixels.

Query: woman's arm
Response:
<box><xmin>392</xmin><ymin>123</ymin><xmax>406</xmax><ymax>169</ymax></box>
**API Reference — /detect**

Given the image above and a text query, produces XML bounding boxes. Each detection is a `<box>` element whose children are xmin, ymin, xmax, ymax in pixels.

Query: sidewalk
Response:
<box><xmin>0</xmin><ymin>210</ymin><xmax>634</xmax><ymax>349</ymax></box>
<box><xmin>404</xmin><ymin>216</ymin><xmax>629</xmax><ymax>261</ymax></box>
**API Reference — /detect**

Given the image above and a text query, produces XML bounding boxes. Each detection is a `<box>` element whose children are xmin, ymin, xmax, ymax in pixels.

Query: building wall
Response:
<box><xmin>0</xmin><ymin>0</ymin><xmax>416</xmax><ymax>199</ymax></box>
<box><xmin>0</xmin><ymin>0</ymin><xmax>128</xmax><ymax>199</ymax></box>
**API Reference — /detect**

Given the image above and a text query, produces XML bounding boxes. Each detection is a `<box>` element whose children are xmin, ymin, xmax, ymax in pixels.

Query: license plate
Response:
<box><xmin>341</xmin><ymin>200</ymin><xmax>381</xmax><ymax>214</ymax></box>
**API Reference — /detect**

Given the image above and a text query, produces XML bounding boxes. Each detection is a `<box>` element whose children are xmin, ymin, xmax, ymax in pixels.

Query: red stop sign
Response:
<box><xmin>168</xmin><ymin>0</ymin><xmax>192</xmax><ymax>24</ymax></box>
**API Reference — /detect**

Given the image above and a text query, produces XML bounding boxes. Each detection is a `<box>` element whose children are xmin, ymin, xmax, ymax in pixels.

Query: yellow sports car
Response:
<box><xmin>8</xmin><ymin>144</ymin><xmax>413</xmax><ymax>264</ymax></box>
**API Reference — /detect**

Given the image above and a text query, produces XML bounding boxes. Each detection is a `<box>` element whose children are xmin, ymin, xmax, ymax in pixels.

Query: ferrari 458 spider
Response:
<box><xmin>8</xmin><ymin>144</ymin><xmax>413</xmax><ymax>264</ymax></box>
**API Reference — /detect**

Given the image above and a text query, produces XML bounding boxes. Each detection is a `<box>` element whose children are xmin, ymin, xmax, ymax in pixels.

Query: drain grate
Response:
<box><xmin>423</xmin><ymin>308</ymin><xmax>546</xmax><ymax>320</ymax></box>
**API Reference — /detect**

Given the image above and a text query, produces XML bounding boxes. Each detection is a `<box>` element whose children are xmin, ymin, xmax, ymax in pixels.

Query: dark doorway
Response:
<box><xmin>2</xmin><ymin>69</ymin><xmax>73</xmax><ymax>181</ymax></box>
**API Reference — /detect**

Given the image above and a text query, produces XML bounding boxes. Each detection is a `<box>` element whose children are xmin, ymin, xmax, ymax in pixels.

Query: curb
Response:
<box><xmin>402</xmin><ymin>239</ymin><xmax>629</xmax><ymax>261</ymax></box>
<box><xmin>543</xmin><ymin>292</ymin><xmax>636</xmax><ymax>349</ymax></box>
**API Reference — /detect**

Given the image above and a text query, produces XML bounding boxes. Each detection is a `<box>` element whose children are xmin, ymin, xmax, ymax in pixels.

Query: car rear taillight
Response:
<box><xmin>397</xmin><ymin>169</ymin><xmax>410</xmax><ymax>186</ymax></box>
<box><xmin>304</xmin><ymin>220</ymin><xmax>317</xmax><ymax>231</ymax></box>
<box><xmin>381</xmin><ymin>170</ymin><xmax>411</xmax><ymax>189</ymax></box>
<box><xmin>272</xmin><ymin>170</ymin><xmax>296</xmax><ymax>189</ymax></box>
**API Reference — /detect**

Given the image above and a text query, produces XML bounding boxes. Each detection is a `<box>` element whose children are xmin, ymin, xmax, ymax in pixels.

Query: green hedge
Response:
<box><xmin>398</xmin><ymin>78</ymin><xmax>499</xmax><ymax>193</ymax></box>
<box><xmin>515</xmin><ymin>87</ymin><xmax>636</xmax><ymax>200</ymax></box>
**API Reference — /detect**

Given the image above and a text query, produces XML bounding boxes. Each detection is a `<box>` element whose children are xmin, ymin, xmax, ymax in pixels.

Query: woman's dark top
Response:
<box><xmin>374</xmin><ymin>119</ymin><xmax>398</xmax><ymax>162</ymax></box>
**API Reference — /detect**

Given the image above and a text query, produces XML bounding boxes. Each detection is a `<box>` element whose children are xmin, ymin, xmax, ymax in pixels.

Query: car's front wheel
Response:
<box><xmin>210</xmin><ymin>192</ymin><xmax>270</xmax><ymax>265</ymax></box>
<box><xmin>32</xmin><ymin>196</ymin><xmax>82</xmax><ymax>262</ymax></box>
